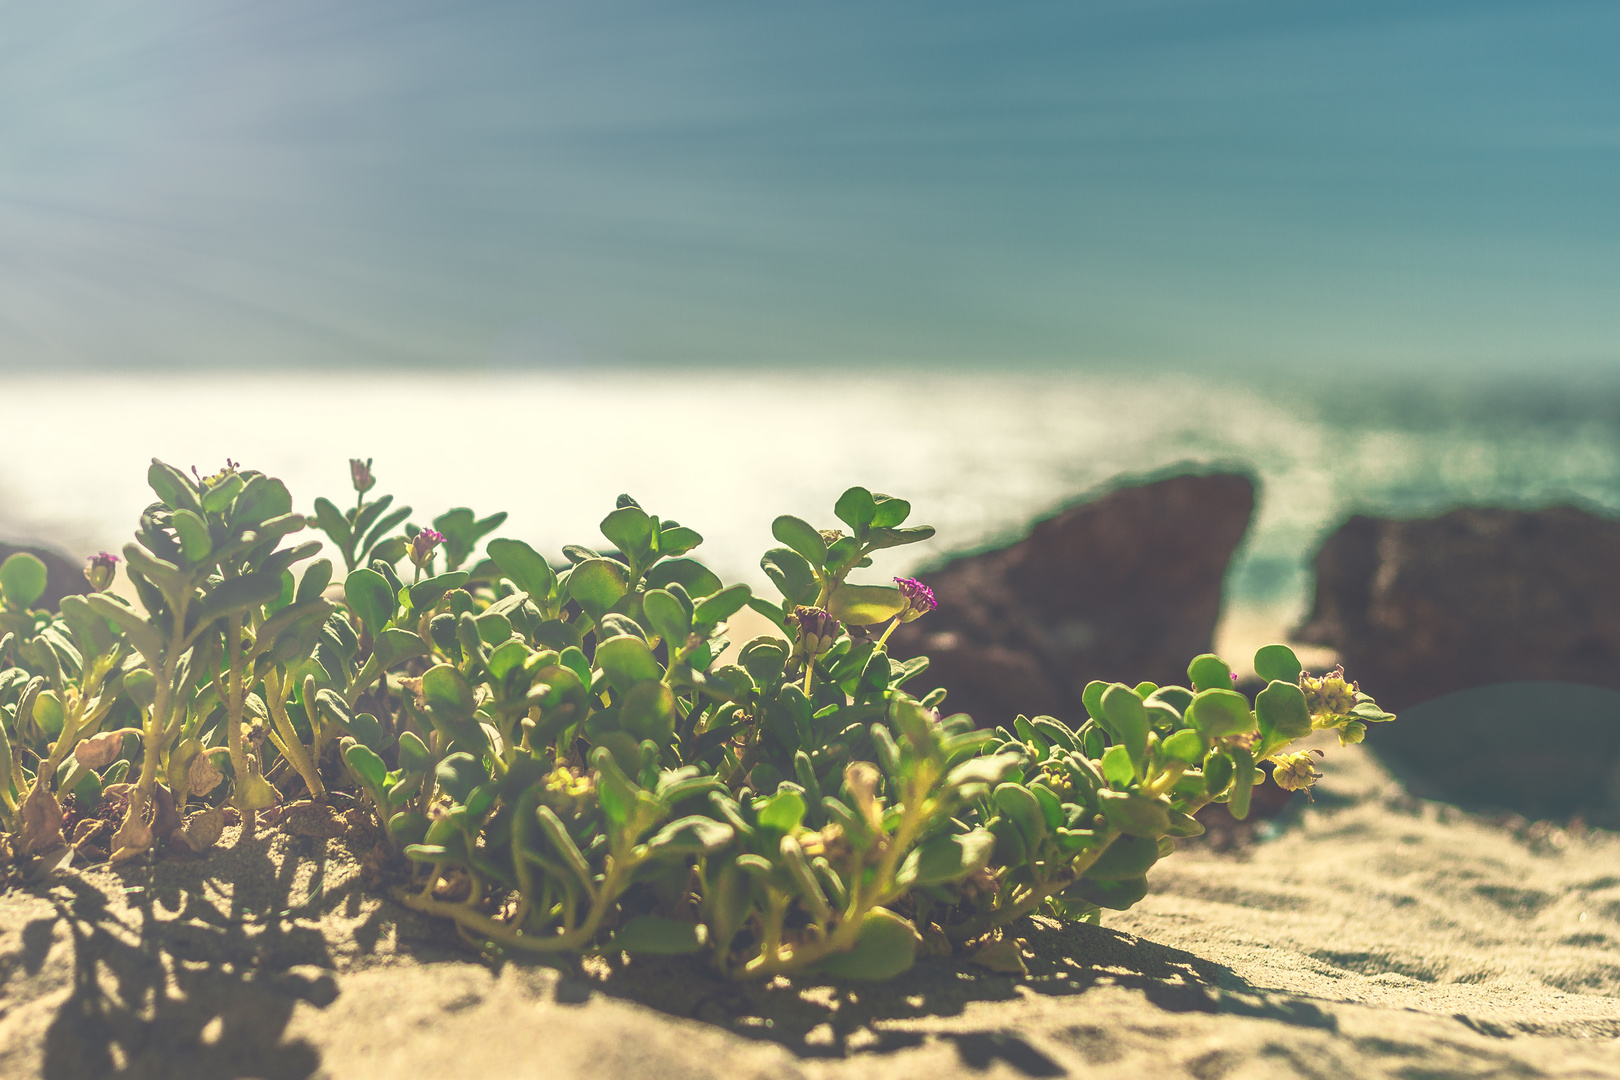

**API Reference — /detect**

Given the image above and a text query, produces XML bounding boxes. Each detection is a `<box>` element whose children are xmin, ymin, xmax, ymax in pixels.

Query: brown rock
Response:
<box><xmin>179</xmin><ymin>807</ymin><xmax>227</xmax><ymax>852</ymax></box>
<box><xmin>1296</xmin><ymin>506</ymin><xmax>1620</xmax><ymax>712</ymax></box>
<box><xmin>889</xmin><ymin>470</ymin><xmax>1256</xmax><ymax>727</ymax></box>
<box><xmin>281</xmin><ymin>800</ymin><xmax>347</xmax><ymax>839</ymax></box>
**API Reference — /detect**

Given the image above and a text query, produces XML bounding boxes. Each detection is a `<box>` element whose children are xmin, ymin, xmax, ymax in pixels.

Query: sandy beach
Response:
<box><xmin>3</xmin><ymin>732</ymin><xmax>1617</xmax><ymax>1080</ymax></box>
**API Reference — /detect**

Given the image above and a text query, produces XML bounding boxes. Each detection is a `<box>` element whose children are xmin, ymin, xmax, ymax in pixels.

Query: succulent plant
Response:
<box><xmin>0</xmin><ymin>461</ymin><xmax>1393</xmax><ymax>981</ymax></box>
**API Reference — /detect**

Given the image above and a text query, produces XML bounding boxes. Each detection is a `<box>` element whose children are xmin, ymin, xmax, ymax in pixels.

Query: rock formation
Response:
<box><xmin>1295</xmin><ymin>505</ymin><xmax>1620</xmax><ymax>712</ymax></box>
<box><xmin>888</xmin><ymin>469</ymin><xmax>1256</xmax><ymax>728</ymax></box>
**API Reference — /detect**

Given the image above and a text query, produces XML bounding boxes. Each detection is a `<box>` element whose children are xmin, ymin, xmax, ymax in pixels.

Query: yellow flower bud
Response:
<box><xmin>1270</xmin><ymin>750</ymin><xmax>1323</xmax><ymax>792</ymax></box>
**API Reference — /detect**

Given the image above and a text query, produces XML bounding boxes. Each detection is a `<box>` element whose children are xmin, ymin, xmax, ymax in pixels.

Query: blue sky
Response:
<box><xmin>0</xmin><ymin>0</ymin><xmax>1615</xmax><ymax>373</ymax></box>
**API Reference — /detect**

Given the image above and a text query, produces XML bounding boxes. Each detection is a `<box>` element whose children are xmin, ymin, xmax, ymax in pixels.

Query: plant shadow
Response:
<box><xmin>14</xmin><ymin>832</ymin><xmax>1338</xmax><ymax>1080</ymax></box>
<box><xmin>573</xmin><ymin>916</ymin><xmax>1338</xmax><ymax>1073</ymax></box>
<box><xmin>16</xmin><ymin>830</ymin><xmax>355</xmax><ymax>1080</ymax></box>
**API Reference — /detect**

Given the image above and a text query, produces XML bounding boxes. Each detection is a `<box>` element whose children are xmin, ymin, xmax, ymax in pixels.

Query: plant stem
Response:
<box><xmin>874</xmin><ymin>617</ymin><xmax>901</xmax><ymax>648</ymax></box>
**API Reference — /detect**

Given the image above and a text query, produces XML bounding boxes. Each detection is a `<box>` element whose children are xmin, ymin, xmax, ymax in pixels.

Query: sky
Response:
<box><xmin>0</xmin><ymin>0</ymin><xmax>1616</xmax><ymax>374</ymax></box>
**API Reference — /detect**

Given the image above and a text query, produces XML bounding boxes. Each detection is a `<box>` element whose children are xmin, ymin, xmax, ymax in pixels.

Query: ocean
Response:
<box><xmin>5</xmin><ymin>368</ymin><xmax>1619</xmax><ymax>638</ymax></box>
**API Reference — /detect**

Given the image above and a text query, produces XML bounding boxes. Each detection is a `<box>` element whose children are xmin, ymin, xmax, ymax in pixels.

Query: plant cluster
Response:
<box><xmin>0</xmin><ymin>459</ymin><xmax>1394</xmax><ymax>979</ymax></box>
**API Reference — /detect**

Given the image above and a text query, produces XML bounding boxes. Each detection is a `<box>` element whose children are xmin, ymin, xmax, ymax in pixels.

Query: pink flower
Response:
<box><xmin>86</xmin><ymin>551</ymin><xmax>119</xmax><ymax>591</ymax></box>
<box><xmin>410</xmin><ymin>529</ymin><xmax>445</xmax><ymax>568</ymax></box>
<box><xmin>894</xmin><ymin>577</ymin><xmax>937</xmax><ymax>623</ymax></box>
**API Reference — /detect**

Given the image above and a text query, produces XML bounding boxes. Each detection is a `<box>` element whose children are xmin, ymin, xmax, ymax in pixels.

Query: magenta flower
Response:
<box><xmin>350</xmin><ymin>457</ymin><xmax>376</xmax><ymax>495</ymax></box>
<box><xmin>86</xmin><ymin>551</ymin><xmax>119</xmax><ymax>591</ymax></box>
<box><xmin>894</xmin><ymin>576</ymin><xmax>937</xmax><ymax>623</ymax></box>
<box><xmin>788</xmin><ymin>606</ymin><xmax>843</xmax><ymax>657</ymax></box>
<box><xmin>410</xmin><ymin>529</ymin><xmax>446</xmax><ymax>568</ymax></box>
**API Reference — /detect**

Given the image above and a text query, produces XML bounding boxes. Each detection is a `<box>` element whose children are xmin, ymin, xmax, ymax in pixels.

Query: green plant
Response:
<box><xmin>0</xmin><ymin>460</ymin><xmax>1394</xmax><ymax>981</ymax></box>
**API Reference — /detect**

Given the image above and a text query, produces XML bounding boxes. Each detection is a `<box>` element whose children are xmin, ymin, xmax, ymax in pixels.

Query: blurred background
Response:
<box><xmin>2</xmin><ymin>0</ymin><xmax>1618</xmax><ymax>647</ymax></box>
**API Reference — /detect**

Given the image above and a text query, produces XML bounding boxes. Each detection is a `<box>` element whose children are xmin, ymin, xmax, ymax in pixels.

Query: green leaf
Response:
<box><xmin>868</xmin><ymin>495</ymin><xmax>911</xmax><ymax>529</ymax></box>
<box><xmin>1161</xmin><ymin>728</ymin><xmax>1206</xmax><ymax>764</ymax></box>
<box><xmin>1253</xmin><ymin>644</ymin><xmax>1303</xmax><ymax>685</ymax></box>
<box><xmin>232</xmin><ymin>475</ymin><xmax>293</xmax><ymax>526</ymax></box>
<box><xmin>361</xmin><ymin>506</ymin><xmax>412</xmax><ymax>557</ymax></box>
<box><xmin>1064</xmin><ymin>874</ymin><xmax>1149</xmax><ymax>911</ymax></box>
<box><xmin>619</xmin><ymin>680</ymin><xmax>677</xmax><ymax>744</ymax></box>
<box><xmin>533</xmin><ymin>804</ymin><xmax>594</xmax><ymax>890</ymax></box>
<box><xmin>432</xmin><ymin>508</ymin><xmax>508</xmax><ymax>569</ymax></box>
<box><xmin>1228</xmin><ymin>746</ymin><xmax>1257</xmax><ymax>820</ymax></box>
<box><xmin>347</xmin><ymin>712</ymin><xmax>385</xmax><ymax>750</ymax></box>
<box><xmin>833</xmin><ymin>487</ymin><xmax>878</xmax><ymax>534</ymax></box>
<box><xmin>147</xmin><ymin>459</ymin><xmax>202</xmax><ymax>513</ymax></box>
<box><xmin>595</xmin><ymin>635</ymin><xmax>662</xmax><ymax>694</ymax></box>
<box><xmin>600</xmin><ymin>506</ymin><xmax>655</xmax><ymax>559</ymax></box>
<box><xmin>754</xmin><ymin>788</ymin><xmax>806</xmax><ymax>833</ymax></box>
<box><xmin>1099</xmin><ymin>683</ymin><xmax>1149</xmax><ymax>773</ymax></box>
<box><xmin>487</xmin><ymin>538</ymin><xmax>557</xmax><ymax>601</ymax></box>
<box><xmin>398</xmin><ymin>730</ymin><xmax>431</xmax><ymax>774</ymax></box>
<box><xmin>566</xmin><ymin>558</ymin><xmax>629</xmax><ymax>621</ymax></box>
<box><xmin>641</xmin><ymin>588</ymin><xmax>691</xmax><ymax>644</ymax></box>
<box><xmin>1085</xmin><ymin>834</ymin><xmax>1161</xmax><ymax>880</ymax></box>
<box><xmin>435</xmin><ymin>752</ymin><xmax>486</xmax><ymax>804</ymax></box>
<box><xmin>655</xmin><ymin>526</ymin><xmax>703</xmax><ymax>558</ymax></box>
<box><xmin>1203</xmin><ymin>750</ymin><xmax>1235</xmax><ymax>797</ymax></box>
<box><xmin>771</xmin><ymin>515</ymin><xmax>827</xmax><ymax>567</ymax></box>
<box><xmin>863</xmin><ymin>525</ymin><xmax>936</xmax><ymax>551</ymax></box>
<box><xmin>824</xmin><ymin>535</ymin><xmax>861</xmax><ymax>569</ymax></box>
<box><xmin>313</xmin><ymin>688</ymin><xmax>353</xmax><ymax>732</ymax></box>
<box><xmin>1145</xmin><ymin>685</ymin><xmax>1195</xmax><ymax>714</ymax></box>
<box><xmin>1100</xmin><ymin>743</ymin><xmax>1136</xmax><ymax>785</ymax></box>
<box><xmin>1098</xmin><ymin>789</ymin><xmax>1171</xmax><ymax>837</ymax></box>
<box><xmin>1187</xmin><ymin>653</ymin><xmax>1233</xmax><ymax>692</ymax></box>
<box><xmin>646</xmin><ymin>815</ymin><xmax>734</xmax><ymax>857</ymax></box>
<box><xmin>898</xmin><ymin>829</ymin><xmax>995</xmax><ymax>887</ymax></box>
<box><xmin>475</xmin><ymin>610</ymin><xmax>513</xmax><ymax>645</ymax></box>
<box><xmin>83</xmin><ymin>592</ymin><xmax>162</xmax><ymax>660</ymax></box>
<box><xmin>343</xmin><ymin>743</ymin><xmax>387</xmax><ymax>790</ymax></box>
<box><xmin>344</xmin><ymin>568</ymin><xmax>394</xmax><ymax>633</ymax></box>
<box><xmin>312</xmin><ymin>497</ymin><xmax>353</xmax><ymax>550</ymax></box>
<box><xmin>487</xmin><ymin>638</ymin><xmax>529</xmax><ymax>682</ymax></box>
<box><xmin>408</xmin><ymin>570</ymin><xmax>471</xmax><ymax>611</ymax></box>
<box><xmin>644</xmin><ymin>557</ymin><xmax>722</xmax><ymax>598</ymax></box>
<box><xmin>993</xmin><ymin>783</ymin><xmax>1046</xmax><ymax>847</ymax></box>
<box><xmin>58</xmin><ymin>595</ymin><xmax>116</xmax><ymax>658</ymax></box>
<box><xmin>1185</xmin><ymin>688</ymin><xmax>1257</xmax><ymax>739</ymax></box>
<box><xmin>422</xmin><ymin>663</ymin><xmax>476</xmax><ymax>722</ymax></box>
<box><xmin>200</xmin><ymin>472</ymin><xmax>244</xmax><ymax>513</ymax></box>
<box><xmin>171</xmin><ymin>509</ymin><xmax>213</xmax><ymax>562</ymax></box>
<box><xmin>1255</xmin><ymin>680</ymin><xmax>1313</xmax><ymax>749</ymax></box>
<box><xmin>826</xmin><ymin>584</ymin><xmax>907</xmax><ymax>626</ymax></box>
<box><xmin>0</xmin><ymin>553</ymin><xmax>48</xmax><ymax>610</ymax></box>
<box><xmin>945</xmin><ymin>753</ymin><xmax>1021</xmax><ymax>790</ymax></box>
<box><xmin>612</xmin><ymin>916</ymin><xmax>707</xmax><ymax>955</ymax></box>
<box><xmin>760</xmin><ymin>548</ymin><xmax>817</xmax><ymax>606</ymax></box>
<box><xmin>1350</xmin><ymin>700</ymin><xmax>1396</xmax><ymax>723</ymax></box>
<box><xmin>195</xmin><ymin>571</ymin><xmax>284</xmax><ymax>626</ymax></box>
<box><xmin>813</xmin><ymin>908</ymin><xmax>918</xmax><ymax>980</ymax></box>
<box><xmin>374</xmin><ymin>627</ymin><xmax>428</xmax><ymax>667</ymax></box>
<box><xmin>692</xmin><ymin>583</ymin><xmax>750</xmax><ymax>628</ymax></box>
<box><xmin>738</xmin><ymin>637</ymin><xmax>788</xmax><ymax>684</ymax></box>
<box><xmin>1030</xmin><ymin>716</ymin><xmax>1079</xmax><ymax>752</ymax></box>
<box><xmin>1082</xmin><ymin>680</ymin><xmax>1108</xmax><ymax>721</ymax></box>
<box><xmin>296</xmin><ymin>558</ymin><xmax>333</xmax><ymax>604</ymax></box>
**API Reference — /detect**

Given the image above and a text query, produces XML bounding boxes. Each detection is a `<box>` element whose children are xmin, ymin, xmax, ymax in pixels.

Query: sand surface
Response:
<box><xmin>3</xmin><ymin>740</ymin><xmax>1619</xmax><ymax>1080</ymax></box>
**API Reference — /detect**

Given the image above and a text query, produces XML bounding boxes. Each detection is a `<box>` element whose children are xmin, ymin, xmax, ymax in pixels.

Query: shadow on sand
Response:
<box><xmin>578</xmin><ymin>917</ymin><xmax>1337</xmax><ymax>1075</ymax></box>
<box><xmin>13</xmin><ymin>832</ymin><xmax>1337</xmax><ymax>1080</ymax></box>
<box><xmin>14</xmin><ymin>832</ymin><xmax>354</xmax><ymax>1080</ymax></box>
